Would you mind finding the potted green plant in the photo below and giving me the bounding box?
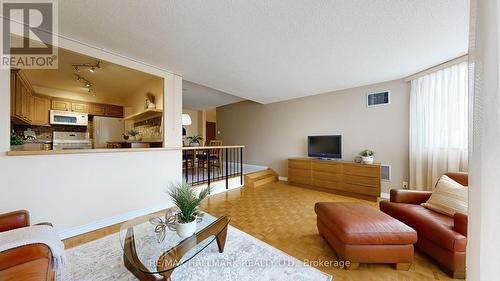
[127,129,140,141]
[167,182,211,238]
[186,135,203,147]
[10,130,23,151]
[360,149,375,164]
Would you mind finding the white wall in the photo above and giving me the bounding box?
[217,79,410,193]
[0,36,183,237]
[467,0,500,279]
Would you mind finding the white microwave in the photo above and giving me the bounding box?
[50,110,88,126]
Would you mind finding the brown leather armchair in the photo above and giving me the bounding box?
[379,172,468,279]
[0,210,54,281]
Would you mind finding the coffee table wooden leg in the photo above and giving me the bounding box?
[216,224,228,253]
[124,228,166,281]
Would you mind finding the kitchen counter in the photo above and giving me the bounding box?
[124,140,163,143]
[7,147,181,156]
[107,140,163,149]
[6,145,245,156]
[23,140,53,144]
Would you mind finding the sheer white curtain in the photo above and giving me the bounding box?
[409,61,468,190]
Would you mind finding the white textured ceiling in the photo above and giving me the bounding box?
[59,1,469,104]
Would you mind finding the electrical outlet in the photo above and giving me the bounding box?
[402,181,409,189]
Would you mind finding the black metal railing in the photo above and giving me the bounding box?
[182,146,244,189]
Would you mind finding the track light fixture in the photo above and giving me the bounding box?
[73,60,101,73]
[75,74,95,95]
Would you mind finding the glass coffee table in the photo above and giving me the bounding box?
[119,211,229,280]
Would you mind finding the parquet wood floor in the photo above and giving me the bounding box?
[64,181,462,281]
[200,181,461,281]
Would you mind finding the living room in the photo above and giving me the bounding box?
[1,1,499,281]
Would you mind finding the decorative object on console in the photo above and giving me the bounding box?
[145,93,156,109]
[126,129,140,141]
[10,130,23,150]
[186,134,203,147]
[360,149,375,164]
[167,182,211,238]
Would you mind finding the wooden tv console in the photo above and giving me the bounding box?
[288,158,381,201]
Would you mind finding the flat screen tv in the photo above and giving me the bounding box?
[308,135,342,159]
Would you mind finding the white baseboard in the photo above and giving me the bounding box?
[58,178,244,239]
[278,176,288,181]
[58,202,174,239]
[380,192,390,199]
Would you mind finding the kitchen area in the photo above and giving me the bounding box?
[9,48,165,153]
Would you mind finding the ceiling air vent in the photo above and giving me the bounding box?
[367,91,390,107]
[381,164,391,181]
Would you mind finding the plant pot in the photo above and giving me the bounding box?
[128,135,136,141]
[190,142,200,147]
[135,135,143,141]
[362,156,374,164]
[176,220,197,238]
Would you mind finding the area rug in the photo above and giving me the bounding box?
[61,225,332,281]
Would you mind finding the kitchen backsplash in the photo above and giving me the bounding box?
[13,116,161,142]
[13,122,91,141]
[132,117,162,139]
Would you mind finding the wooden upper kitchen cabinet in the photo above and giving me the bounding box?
[50,98,123,118]
[11,70,34,124]
[31,95,51,126]
[51,99,72,111]
[105,104,124,118]
[89,103,106,116]
[71,102,89,113]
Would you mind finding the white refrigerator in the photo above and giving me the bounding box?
[93,116,125,148]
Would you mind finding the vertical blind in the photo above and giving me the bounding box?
[409,61,468,190]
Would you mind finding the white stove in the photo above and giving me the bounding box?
[52,132,92,150]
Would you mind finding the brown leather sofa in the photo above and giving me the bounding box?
[379,172,468,279]
[0,210,53,281]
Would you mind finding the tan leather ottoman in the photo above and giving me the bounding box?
[315,202,417,270]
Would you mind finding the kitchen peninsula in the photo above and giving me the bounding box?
[9,48,165,154]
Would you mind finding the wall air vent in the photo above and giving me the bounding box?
[381,164,391,181]
[367,91,390,107]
